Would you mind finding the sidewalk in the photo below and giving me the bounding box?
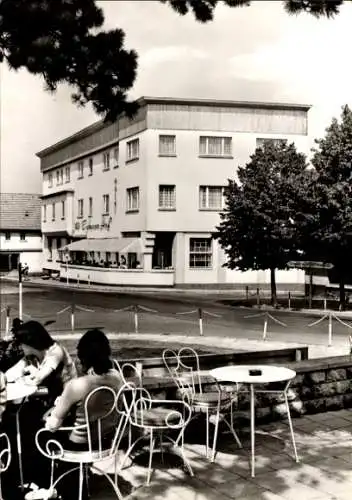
[94,408,352,499]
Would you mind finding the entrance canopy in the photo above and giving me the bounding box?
[61,237,143,254]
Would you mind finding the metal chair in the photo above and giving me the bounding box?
[35,383,134,500]
[0,432,11,500]
[120,385,193,486]
[162,347,242,462]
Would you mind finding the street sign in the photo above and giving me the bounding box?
[287,261,333,270]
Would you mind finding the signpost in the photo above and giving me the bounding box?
[287,261,333,309]
[18,262,23,320]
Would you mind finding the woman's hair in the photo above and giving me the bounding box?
[77,329,112,375]
[16,320,54,350]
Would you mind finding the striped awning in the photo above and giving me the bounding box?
[60,237,143,254]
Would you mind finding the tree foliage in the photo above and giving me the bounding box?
[0,0,138,121]
[216,142,308,305]
[0,0,345,121]
[295,106,352,307]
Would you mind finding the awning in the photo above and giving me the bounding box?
[60,237,143,254]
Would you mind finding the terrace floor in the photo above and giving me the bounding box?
[91,408,352,500]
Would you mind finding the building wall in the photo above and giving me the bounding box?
[0,231,43,272]
[147,103,308,135]
[144,128,308,233]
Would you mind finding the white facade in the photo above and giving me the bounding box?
[0,193,43,274]
[37,97,310,288]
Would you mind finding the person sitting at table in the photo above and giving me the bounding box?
[0,318,24,373]
[43,329,124,499]
[0,371,6,423]
[5,320,77,404]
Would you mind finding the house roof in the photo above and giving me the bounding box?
[0,193,41,231]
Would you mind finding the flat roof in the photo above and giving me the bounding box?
[36,96,312,158]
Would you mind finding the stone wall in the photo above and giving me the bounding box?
[140,355,352,424]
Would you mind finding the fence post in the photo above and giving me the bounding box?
[262,315,268,341]
[198,308,203,336]
[134,305,139,334]
[328,312,333,346]
[245,286,249,302]
[88,274,90,286]
[71,303,75,333]
[288,292,291,311]
[77,274,80,286]
[323,290,327,311]
[256,288,260,307]
[5,306,11,335]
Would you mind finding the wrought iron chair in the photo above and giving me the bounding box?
[0,432,11,500]
[35,383,134,500]
[119,385,193,486]
[162,347,242,462]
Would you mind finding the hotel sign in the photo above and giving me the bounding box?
[74,217,112,232]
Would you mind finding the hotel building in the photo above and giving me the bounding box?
[37,96,310,288]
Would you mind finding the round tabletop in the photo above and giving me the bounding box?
[6,381,37,402]
[210,365,296,384]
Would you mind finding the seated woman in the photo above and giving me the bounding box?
[0,371,6,424]
[43,330,124,500]
[5,320,77,404]
[0,318,24,373]
[45,329,123,447]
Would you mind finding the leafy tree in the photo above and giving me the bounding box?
[0,0,138,121]
[295,106,352,309]
[0,0,345,121]
[162,0,344,22]
[215,142,308,306]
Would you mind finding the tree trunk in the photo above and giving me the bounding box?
[270,267,278,307]
[339,273,346,311]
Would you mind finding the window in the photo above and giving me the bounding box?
[60,169,64,185]
[65,166,70,183]
[78,161,84,179]
[199,136,232,157]
[52,203,56,221]
[48,173,53,188]
[103,194,110,215]
[159,185,176,210]
[199,186,226,210]
[61,200,66,219]
[126,138,139,162]
[126,187,139,212]
[47,237,53,260]
[103,152,110,171]
[113,146,119,168]
[5,231,10,240]
[56,170,61,185]
[88,158,93,176]
[159,135,176,156]
[88,197,93,217]
[43,205,47,222]
[114,179,117,214]
[20,232,26,241]
[256,138,287,149]
[189,238,212,268]
[78,199,84,218]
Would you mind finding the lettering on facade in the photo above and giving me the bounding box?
[74,217,112,232]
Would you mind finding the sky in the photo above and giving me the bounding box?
[1,0,352,194]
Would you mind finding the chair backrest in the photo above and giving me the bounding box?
[0,433,11,473]
[84,383,134,458]
[113,360,143,386]
[162,348,202,396]
[178,347,203,393]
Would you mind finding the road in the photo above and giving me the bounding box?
[1,280,352,346]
